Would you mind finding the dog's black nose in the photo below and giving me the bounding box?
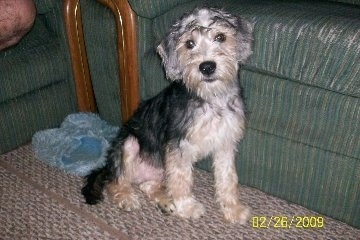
[199,61,216,76]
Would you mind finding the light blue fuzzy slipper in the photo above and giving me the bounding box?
[32,113,119,176]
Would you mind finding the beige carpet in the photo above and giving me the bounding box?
[0,145,359,239]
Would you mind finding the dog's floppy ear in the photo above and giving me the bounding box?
[234,16,254,63]
[157,30,183,81]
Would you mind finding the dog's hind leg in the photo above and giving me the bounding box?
[106,136,142,211]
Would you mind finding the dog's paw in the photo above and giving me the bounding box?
[222,203,250,224]
[139,181,175,215]
[113,191,141,211]
[174,197,205,219]
[157,197,176,215]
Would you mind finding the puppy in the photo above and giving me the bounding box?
[82,7,253,224]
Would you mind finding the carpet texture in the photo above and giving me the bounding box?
[0,145,359,239]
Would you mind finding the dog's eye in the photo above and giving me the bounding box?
[215,33,226,43]
[185,40,196,49]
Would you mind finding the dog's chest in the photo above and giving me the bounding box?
[186,97,245,153]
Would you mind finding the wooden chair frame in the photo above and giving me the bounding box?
[63,0,140,123]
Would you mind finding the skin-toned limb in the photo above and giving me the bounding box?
[0,0,36,50]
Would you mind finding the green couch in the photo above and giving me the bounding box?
[0,0,77,153]
[82,0,359,227]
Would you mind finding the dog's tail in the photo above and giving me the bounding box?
[81,166,113,204]
[81,132,125,205]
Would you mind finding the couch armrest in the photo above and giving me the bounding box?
[63,0,96,113]
[63,0,140,122]
[97,0,140,122]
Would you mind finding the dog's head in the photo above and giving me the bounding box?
[157,7,253,99]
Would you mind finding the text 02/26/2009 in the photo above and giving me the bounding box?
[251,216,325,229]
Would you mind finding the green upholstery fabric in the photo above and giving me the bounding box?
[127,0,194,18]
[0,82,75,153]
[80,0,122,125]
[34,0,58,13]
[0,26,63,102]
[330,0,360,5]
[125,0,359,227]
[0,0,77,153]
[241,71,359,159]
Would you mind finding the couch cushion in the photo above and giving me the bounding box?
[0,81,76,153]
[0,18,67,103]
[241,70,360,160]
[129,0,194,18]
[129,0,360,18]
[34,0,56,14]
[330,0,360,5]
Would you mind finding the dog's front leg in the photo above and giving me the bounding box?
[213,147,250,224]
[165,147,205,219]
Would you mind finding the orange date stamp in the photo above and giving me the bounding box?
[251,216,325,229]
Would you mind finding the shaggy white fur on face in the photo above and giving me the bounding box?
[158,8,253,100]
